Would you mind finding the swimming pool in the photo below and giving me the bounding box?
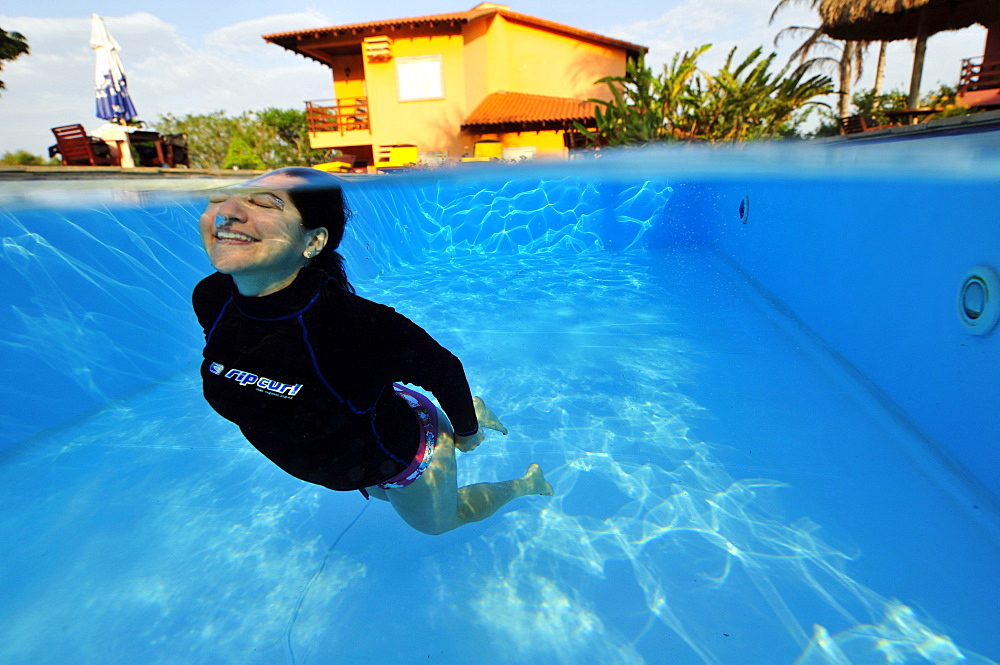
[1,143,997,664]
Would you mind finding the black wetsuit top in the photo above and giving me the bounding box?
[193,268,478,491]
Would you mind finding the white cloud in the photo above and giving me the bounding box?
[204,10,331,53]
[612,1,826,73]
[0,11,336,156]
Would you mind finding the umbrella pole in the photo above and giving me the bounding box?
[907,8,929,111]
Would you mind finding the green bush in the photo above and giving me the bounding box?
[812,84,980,134]
[222,135,266,170]
[577,45,833,146]
[155,108,325,170]
[0,149,44,165]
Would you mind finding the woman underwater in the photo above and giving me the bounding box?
[193,167,552,535]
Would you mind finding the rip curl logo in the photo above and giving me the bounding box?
[221,367,304,399]
[209,363,224,375]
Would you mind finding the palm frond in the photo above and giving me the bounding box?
[768,0,823,25]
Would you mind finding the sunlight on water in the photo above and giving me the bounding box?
[795,603,997,665]
[357,251,996,665]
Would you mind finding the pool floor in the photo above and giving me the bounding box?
[0,248,997,665]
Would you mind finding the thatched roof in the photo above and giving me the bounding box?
[819,0,1000,41]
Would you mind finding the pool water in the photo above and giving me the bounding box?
[0,147,998,665]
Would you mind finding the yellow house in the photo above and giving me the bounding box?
[263,3,646,169]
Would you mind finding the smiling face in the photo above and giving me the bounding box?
[199,172,327,296]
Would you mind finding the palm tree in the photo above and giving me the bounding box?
[581,46,832,145]
[0,27,29,93]
[770,0,883,117]
[773,24,863,117]
[684,46,834,141]
[872,41,887,97]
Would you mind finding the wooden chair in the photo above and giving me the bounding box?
[125,131,190,168]
[563,130,595,150]
[128,130,164,167]
[50,124,120,166]
[161,134,189,168]
[840,115,884,134]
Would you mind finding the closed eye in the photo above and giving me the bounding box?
[247,192,286,209]
[205,190,286,209]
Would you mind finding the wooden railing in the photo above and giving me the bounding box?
[305,98,370,135]
[840,115,884,134]
[959,57,1000,93]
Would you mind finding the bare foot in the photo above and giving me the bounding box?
[473,396,508,435]
[523,463,554,496]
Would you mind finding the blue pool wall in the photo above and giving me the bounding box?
[0,200,208,448]
[1,149,998,509]
[706,172,1000,500]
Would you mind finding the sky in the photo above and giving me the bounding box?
[0,0,987,156]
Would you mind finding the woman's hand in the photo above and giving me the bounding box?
[454,430,485,452]
[455,397,508,453]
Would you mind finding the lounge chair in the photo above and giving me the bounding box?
[375,145,418,173]
[461,140,503,163]
[50,124,120,166]
[314,154,357,173]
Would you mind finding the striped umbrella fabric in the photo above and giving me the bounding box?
[90,14,138,123]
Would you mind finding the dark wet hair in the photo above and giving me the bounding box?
[251,167,355,293]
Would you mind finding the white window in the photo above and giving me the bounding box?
[396,55,444,102]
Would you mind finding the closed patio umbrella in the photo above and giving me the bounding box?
[90,14,138,124]
[819,0,1000,108]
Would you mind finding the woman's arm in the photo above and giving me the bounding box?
[192,272,234,337]
[363,299,480,436]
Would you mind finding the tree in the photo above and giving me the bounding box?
[813,83,972,134]
[685,46,834,141]
[872,42,888,99]
[246,107,326,166]
[583,50,705,146]
[154,108,324,169]
[578,46,832,146]
[853,87,908,124]
[772,24,866,118]
[770,0,882,118]
[1,149,45,165]
[0,27,29,93]
[155,111,239,169]
[222,134,266,170]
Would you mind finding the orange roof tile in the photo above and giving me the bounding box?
[461,91,597,131]
[263,5,646,59]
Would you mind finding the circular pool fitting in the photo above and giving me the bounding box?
[739,195,750,224]
[958,266,1000,336]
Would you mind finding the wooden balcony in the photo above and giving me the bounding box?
[960,56,1000,92]
[958,57,1000,108]
[305,98,370,135]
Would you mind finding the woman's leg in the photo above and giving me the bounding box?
[385,407,552,535]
